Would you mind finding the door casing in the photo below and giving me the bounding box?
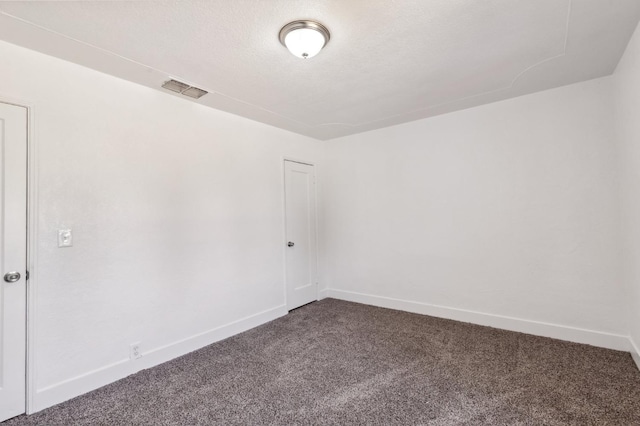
[0,96,37,415]
[282,157,319,310]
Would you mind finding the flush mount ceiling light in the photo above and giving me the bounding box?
[279,20,330,59]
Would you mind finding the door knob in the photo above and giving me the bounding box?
[287,242,295,247]
[4,272,20,283]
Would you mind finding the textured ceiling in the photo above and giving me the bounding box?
[0,0,639,140]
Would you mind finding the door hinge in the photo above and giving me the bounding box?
[25,270,29,281]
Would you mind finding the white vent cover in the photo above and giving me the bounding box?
[161,79,208,99]
[182,86,208,99]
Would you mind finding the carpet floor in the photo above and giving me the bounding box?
[5,298,640,425]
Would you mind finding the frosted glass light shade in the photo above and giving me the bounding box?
[279,21,330,59]
[285,28,325,59]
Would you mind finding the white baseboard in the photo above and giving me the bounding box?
[29,293,639,413]
[326,289,630,352]
[32,304,288,413]
[630,337,640,371]
[318,288,329,300]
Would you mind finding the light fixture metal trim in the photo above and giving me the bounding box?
[279,20,330,47]
[279,20,330,58]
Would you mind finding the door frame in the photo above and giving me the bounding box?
[0,95,38,415]
[281,157,319,310]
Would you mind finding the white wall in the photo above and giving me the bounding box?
[3,21,639,413]
[614,22,640,368]
[323,77,627,349]
[0,40,325,411]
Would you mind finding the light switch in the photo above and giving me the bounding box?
[58,229,73,247]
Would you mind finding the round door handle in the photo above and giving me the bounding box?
[287,242,295,247]
[4,272,21,283]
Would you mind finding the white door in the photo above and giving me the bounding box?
[284,160,318,310]
[0,102,27,422]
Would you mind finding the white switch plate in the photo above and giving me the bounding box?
[58,229,73,247]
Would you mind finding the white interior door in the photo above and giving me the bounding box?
[0,102,27,422]
[284,160,317,310]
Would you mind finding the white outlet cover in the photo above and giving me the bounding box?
[130,342,142,360]
[58,229,73,247]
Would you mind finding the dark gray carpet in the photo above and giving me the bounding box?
[6,298,640,425]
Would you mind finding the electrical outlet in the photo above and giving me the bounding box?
[58,229,73,247]
[130,342,142,360]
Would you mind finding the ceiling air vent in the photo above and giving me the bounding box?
[182,86,208,99]
[161,79,208,99]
